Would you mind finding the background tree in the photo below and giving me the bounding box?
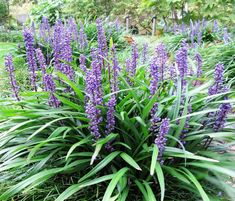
[0,0,9,23]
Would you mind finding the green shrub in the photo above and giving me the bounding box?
[0,0,8,22]
[0,18,234,201]
[0,31,23,43]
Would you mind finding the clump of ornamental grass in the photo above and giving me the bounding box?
[165,19,233,47]
[0,18,235,201]
[198,41,235,87]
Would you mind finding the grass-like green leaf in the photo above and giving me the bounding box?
[79,151,120,183]
[155,162,165,201]
[0,168,62,200]
[181,168,210,201]
[150,144,158,176]
[56,174,114,201]
[102,167,129,201]
[143,181,157,201]
[120,152,142,171]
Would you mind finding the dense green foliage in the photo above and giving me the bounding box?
[0,31,23,42]
[0,18,235,201]
[0,0,9,22]
[31,0,64,24]
[28,0,235,31]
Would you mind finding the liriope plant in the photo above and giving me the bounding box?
[0,18,234,201]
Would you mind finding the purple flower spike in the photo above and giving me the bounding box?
[53,19,64,71]
[60,30,75,81]
[96,18,108,63]
[110,45,120,92]
[23,27,37,91]
[35,48,47,77]
[79,54,86,72]
[131,43,139,77]
[39,16,51,44]
[197,30,203,45]
[155,43,168,81]
[149,57,159,98]
[194,53,202,78]
[149,115,161,134]
[67,17,79,43]
[190,20,195,45]
[208,63,224,96]
[169,63,176,80]
[213,20,219,33]
[155,118,170,164]
[79,21,88,51]
[44,74,60,108]
[142,43,148,64]
[85,70,102,140]
[31,22,36,36]
[85,47,104,140]
[125,58,132,85]
[105,45,119,136]
[194,53,203,86]
[213,103,232,131]
[106,94,116,135]
[176,41,188,89]
[5,55,20,101]
[223,28,229,44]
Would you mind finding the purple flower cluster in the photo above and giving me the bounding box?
[195,53,202,78]
[35,48,60,107]
[5,55,20,101]
[206,63,231,132]
[114,18,121,32]
[79,54,86,72]
[190,20,195,46]
[67,17,79,43]
[155,43,168,81]
[130,43,139,77]
[106,94,116,135]
[53,20,64,71]
[96,18,108,62]
[35,48,46,77]
[60,30,75,81]
[208,63,224,96]
[223,28,229,44]
[149,57,159,97]
[79,21,88,51]
[85,70,102,139]
[149,115,161,132]
[44,74,60,108]
[194,53,202,85]
[39,16,51,44]
[53,20,75,81]
[31,22,36,36]
[85,50,103,139]
[213,20,219,33]
[189,20,203,46]
[111,46,120,91]
[125,58,132,84]
[23,27,38,91]
[154,118,170,164]
[181,23,186,34]
[169,64,176,80]
[106,46,119,136]
[176,41,188,89]
[142,43,148,64]
[213,103,232,131]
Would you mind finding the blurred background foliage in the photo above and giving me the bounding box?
[1,0,234,30]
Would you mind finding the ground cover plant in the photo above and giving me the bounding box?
[0,17,235,201]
